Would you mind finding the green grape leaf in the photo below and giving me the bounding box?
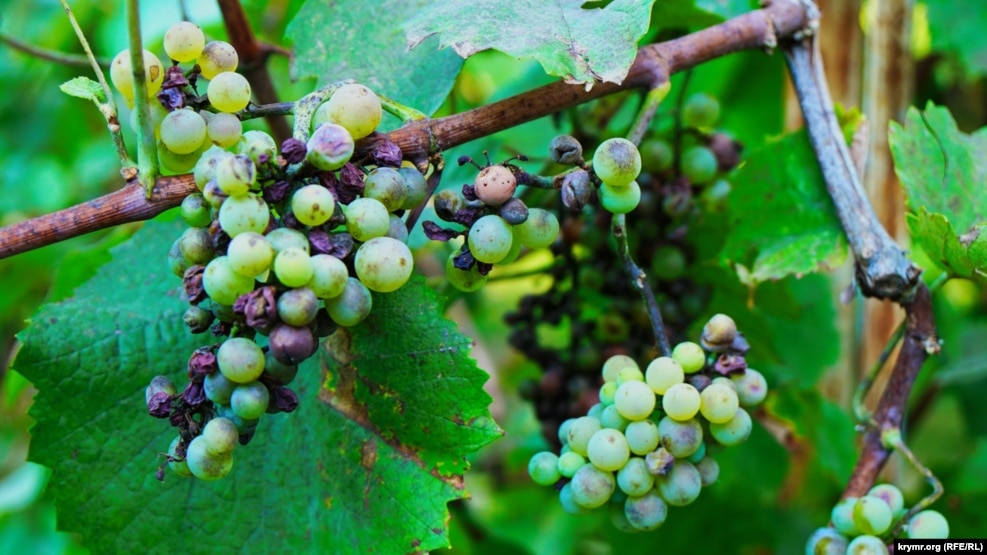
[15,220,501,553]
[59,76,105,103]
[403,0,657,85]
[926,0,987,78]
[890,103,987,279]
[720,131,847,284]
[287,0,463,119]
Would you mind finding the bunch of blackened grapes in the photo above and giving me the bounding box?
[144,24,429,482]
[526,314,769,532]
[807,483,949,554]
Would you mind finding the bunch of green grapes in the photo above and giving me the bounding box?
[806,484,949,554]
[526,314,769,531]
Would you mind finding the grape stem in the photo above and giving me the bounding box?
[404,153,445,233]
[611,214,672,357]
[378,94,429,123]
[882,427,944,536]
[124,0,159,197]
[626,82,672,146]
[0,27,110,68]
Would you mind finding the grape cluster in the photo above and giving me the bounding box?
[127,22,428,481]
[527,314,769,531]
[807,484,949,554]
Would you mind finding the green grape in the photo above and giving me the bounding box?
[237,130,277,165]
[599,381,618,405]
[446,252,487,292]
[614,381,656,421]
[273,247,314,287]
[681,93,720,129]
[845,535,889,555]
[314,83,382,139]
[207,112,242,148]
[344,198,390,242]
[363,168,407,212]
[656,460,702,506]
[662,383,701,421]
[324,277,373,327]
[558,419,574,445]
[158,140,205,174]
[650,245,687,281]
[681,145,718,184]
[566,416,603,456]
[164,21,205,62]
[473,165,517,206]
[204,370,236,405]
[701,178,732,209]
[200,417,239,455]
[178,227,214,265]
[687,441,707,463]
[640,137,674,173]
[832,497,861,536]
[216,405,259,434]
[570,464,616,509]
[645,356,684,395]
[852,496,893,536]
[657,416,703,458]
[291,185,335,227]
[557,451,585,478]
[709,407,752,446]
[587,403,604,420]
[624,419,659,455]
[528,451,561,486]
[266,227,310,254]
[608,501,638,533]
[307,123,355,171]
[710,376,736,391]
[672,341,706,373]
[559,483,587,515]
[867,484,904,518]
[109,48,165,106]
[215,154,256,196]
[592,138,642,187]
[308,254,348,299]
[194,146,234,190]
[399,167,428,210]
[211,301,236,323]
[264,352,298,385]
[160,109,207,155]
[615,366,645,386]
[181,193,212,228]
[805,527,849,555]
[185,435,233,480]
[128,100,168,138]
[167,436,192,477]
[231,381,270,420]
[587,428,630,471]
[515,208,559,250]
[203,256,255,305]
[197,41,238,80]
[208,71,252,113]
[467,215,514,264]
[497,227,524,265]
[732,368,768,407]
[696,455,719,487]
[600,404,629,430]
[603,355,638,383]
[386,214,409,243]
[277,287,319,326]
[598,181,641,214]
[227,231,274,278]
[624,490,668,531]
[700,383,740,424]
[168,238,190,277]
[354,237,414,293]
[906,509,949,539]
[217,337,265,384]
[616,457,654,497]
[218,193,270,236]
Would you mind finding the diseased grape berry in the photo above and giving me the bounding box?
[473,165,517,206]
[313,83,382,139]
[681,92,720,129]
[593,138,642,187]
[306,123,354,171]
[164,21,205,63]
[549,135,583,165]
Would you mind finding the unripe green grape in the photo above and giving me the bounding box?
[445,252,487,292]
[277,287,319,326]
[515,208,559,250]
[658,416,703,458]
[640,137,674,173]
[602,355,638,383]
[308,254,348,299]
[687,441,707,464]
[570,463,616,508]
[217,337,265,384]
[624,419,659,455]
[207,112,243,148]
[178,226,214,265]
[805,527,849,555]
[237,130,277,165]
[194,146,234,190]
[681,145,718,184]
[615,365,645,384]
[203,256,255,305]
[168,239,189,277]
[215,154,256,196]
[906,509,949,539]
[231,381,270,420]
[681,92,720,129]
[167,436,192,477]
[867,484,905,518]
[473,165,517,206]
[600,404,629,430]
[158,140,205,174]
[128,100,168,138]
[314,83,382,139]
[266,227,309,254]
[587,428,630,472]
[732,368,768,407]
[201,417,239,455]
[399,167,428,210]
[363,167,407,212]
[218,192,269,237]
[650,245,687,281]
[558,419,574,445]
[208,71,252,113]
[852,496,893,536]
[109,48,165,105]
[608,501,637,533]
[216,405,259,435]
[211,301,236,323]
[324,277,373,327]
[181,193,212,228]
[344,198,390,242]
[264,352,298,385]
[598,181,641,214]
[696,455,719,486]
[645,356,684,395]
[204,370,236,405]
[711,376,736,391]
[566,416,603,456]
[185,436,234,480]
[832,497,861,536]
[354,237,414,293]
[614,380,656,421]
[672,341,706,373]
[164,21,205,62]
[273,247,314,287]
[656,460,702,506]
[592,138,641,187]
[559,483,587,515]
[527,451,561,486]
[307,123,354,171]
[587,403,604,420]
[497,226,524,265]
[709,407,752,446]
[467,215,514,264]
[662,383,701,421]
[845,535,889,555]
[197,41,238,79]
[160,109,207,155]
[291,185,336,227]
[616,457,654,496]
[386,214,409,243]
[599,382,618,405]
[557,452,585,478]
[700,383,740,424]
[227,232,274,278]
[624,490,668,531]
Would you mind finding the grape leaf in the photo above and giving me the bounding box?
[719,131,847,284]
[926,0,987,78]
[287,0,463,119]
[403,0,657,85]
[59,76,105,103]
[890,103,987,279]
[15,220,501,553]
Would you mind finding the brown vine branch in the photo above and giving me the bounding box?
[0,30,109,68]
[612,214,672,357]
[0,0,811,260]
